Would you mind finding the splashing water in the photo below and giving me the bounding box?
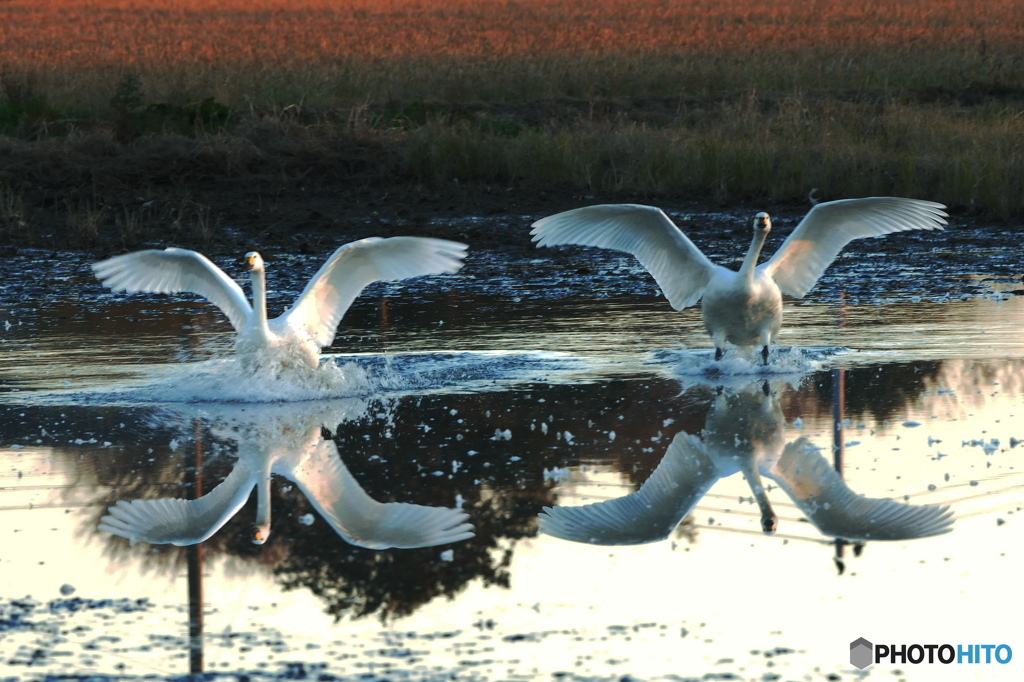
[647,346,847,384]
[15,357,382,405]
[10,350,592,406]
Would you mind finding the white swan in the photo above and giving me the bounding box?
[531,198,947,364]
[539,386,953,544]
[92,237,467,371]
[98,413,475,550]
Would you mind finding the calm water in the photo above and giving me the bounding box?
[1,212,1022,681]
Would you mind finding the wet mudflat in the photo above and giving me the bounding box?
[0,210,1022,681]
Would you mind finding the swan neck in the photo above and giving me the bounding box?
[255,474,271,525]
[249,268,270,333]
[738,229,768,279]
[742,464,777,535]
[252,464,272,544]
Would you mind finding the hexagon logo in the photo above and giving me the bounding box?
[850,637,873,669]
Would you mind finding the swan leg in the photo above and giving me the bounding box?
[761,345,770,366]
[714,347,725,361]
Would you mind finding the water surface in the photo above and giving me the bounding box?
[1,216,1022,681]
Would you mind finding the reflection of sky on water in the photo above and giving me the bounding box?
[1,241,1022,680]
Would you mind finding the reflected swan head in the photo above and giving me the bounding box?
[753,211,772,233]
[251,522,271,545]
[245,251,265,272]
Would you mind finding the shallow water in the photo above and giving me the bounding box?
[1,216,1022,681]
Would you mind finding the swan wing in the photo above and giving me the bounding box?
[531,204,717,310]
[286,440,475,549]
[762,198,947,298]
[538,432,719,545]
[98,462,257,546]
[768,438,954,540]
[92,248,252,331]
[279,237,468,348]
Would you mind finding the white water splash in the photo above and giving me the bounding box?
[10,350,592,406]
[647,346,846,384]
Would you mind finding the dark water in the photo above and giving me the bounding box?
[1,215,1022,681]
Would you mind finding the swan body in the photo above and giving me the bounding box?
[99,413,475,550]
[701,386,787,533]
[93,237,468,371]
[539,386,953,544]
[531,198,947,363]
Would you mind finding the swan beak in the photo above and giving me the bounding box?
[244,252,263,271]
[251,525,270,545]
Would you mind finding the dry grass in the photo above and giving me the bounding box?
[401,96,1024,213]
[0,183,29,238]
[1,0,1023,231]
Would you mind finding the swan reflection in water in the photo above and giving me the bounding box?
[100,402,475,550]
[539,384,953,545]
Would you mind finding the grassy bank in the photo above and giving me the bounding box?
[1,0,1023,248]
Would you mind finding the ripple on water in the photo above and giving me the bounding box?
[8,350,593,406]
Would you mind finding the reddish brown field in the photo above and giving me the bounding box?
[4,0,1022,66]
[2,0,1024,107]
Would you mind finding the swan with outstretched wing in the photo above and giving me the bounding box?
[532,198,946,364]
[93,237,467,371]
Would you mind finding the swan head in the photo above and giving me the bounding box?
[761,511,778,535]
[753,212,772,233]
[244,252,265,273]
[251,522,271,545]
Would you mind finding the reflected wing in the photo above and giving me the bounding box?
[287,440,475,549]
[538,432,719,545]
[279,237,467,349]
[768,438,954,540]
[92,248,252,331]
[762,198,946,298]
[531,204,717,310]
[98,462,256,546]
